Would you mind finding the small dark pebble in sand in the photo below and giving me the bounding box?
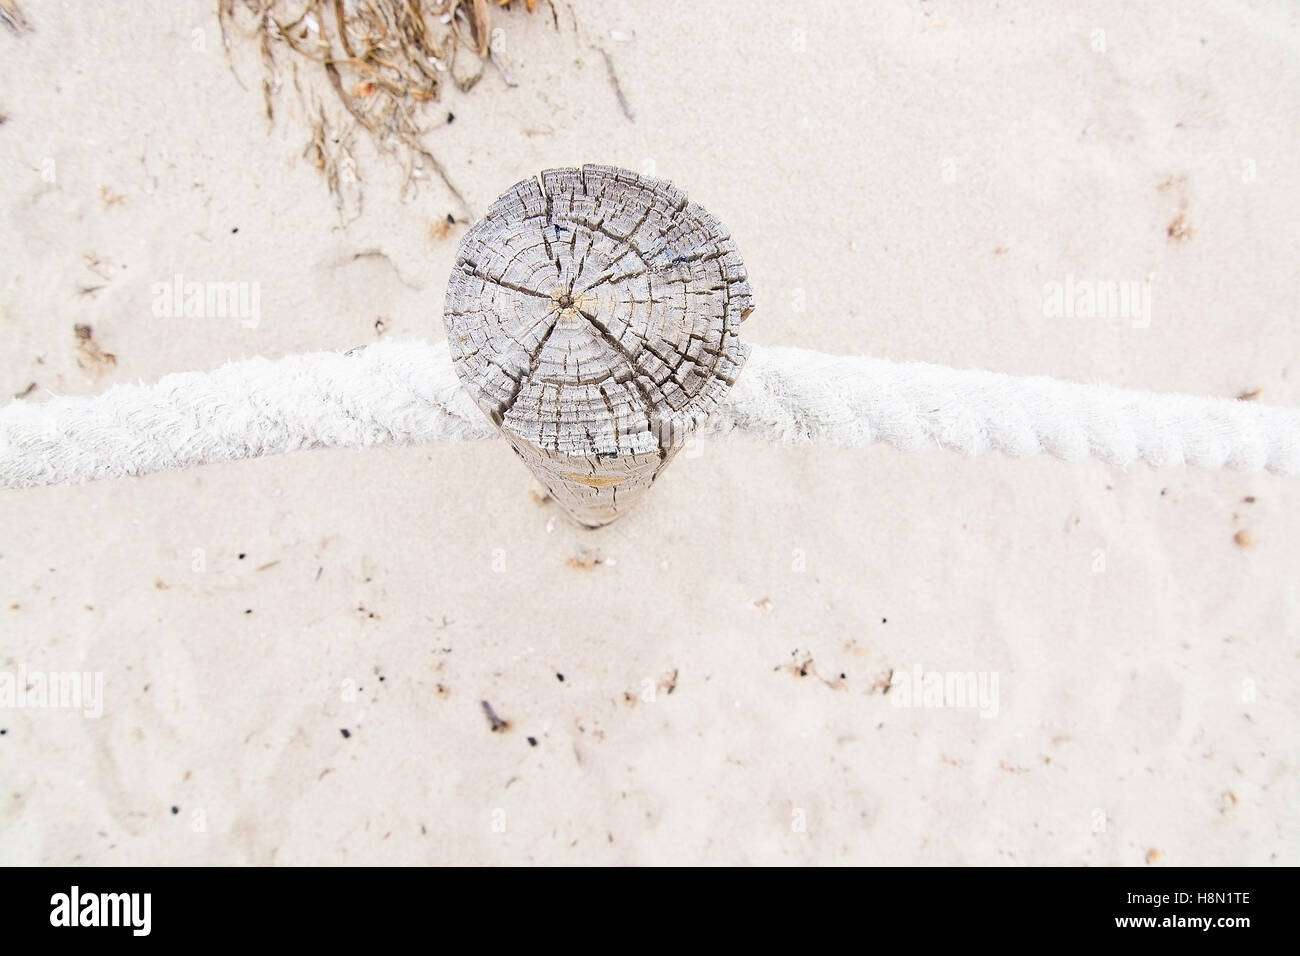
[881,617,888,624]
[556,673,565,682]
[231,227,239,234]
[238,553,246,559]
[244,609,253,614]
[340,728,351,739]
[527,736,538,747]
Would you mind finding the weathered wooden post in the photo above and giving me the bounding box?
[444,165,755,527]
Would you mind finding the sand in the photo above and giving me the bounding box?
[0,0,1297,865]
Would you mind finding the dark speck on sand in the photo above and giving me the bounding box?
[481,700,509,732]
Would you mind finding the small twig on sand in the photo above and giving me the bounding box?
[0,0,31,35]
[595,46,634,122]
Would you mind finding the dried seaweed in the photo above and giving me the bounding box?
[73,325,115,376]
[218,0,539,219]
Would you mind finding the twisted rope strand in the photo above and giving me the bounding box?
[2,340,1296,489]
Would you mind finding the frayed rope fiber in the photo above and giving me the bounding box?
[2,340,1298,489]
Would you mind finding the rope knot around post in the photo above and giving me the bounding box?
[443,165,754,527]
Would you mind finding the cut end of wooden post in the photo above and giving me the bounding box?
[444,165,755,527]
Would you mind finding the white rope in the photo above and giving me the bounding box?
[2,340,1297,489]
[714,347,1300,473]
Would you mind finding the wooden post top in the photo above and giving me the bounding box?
[444,165,754,526]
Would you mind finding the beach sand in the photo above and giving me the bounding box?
[0,0,1297,864]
